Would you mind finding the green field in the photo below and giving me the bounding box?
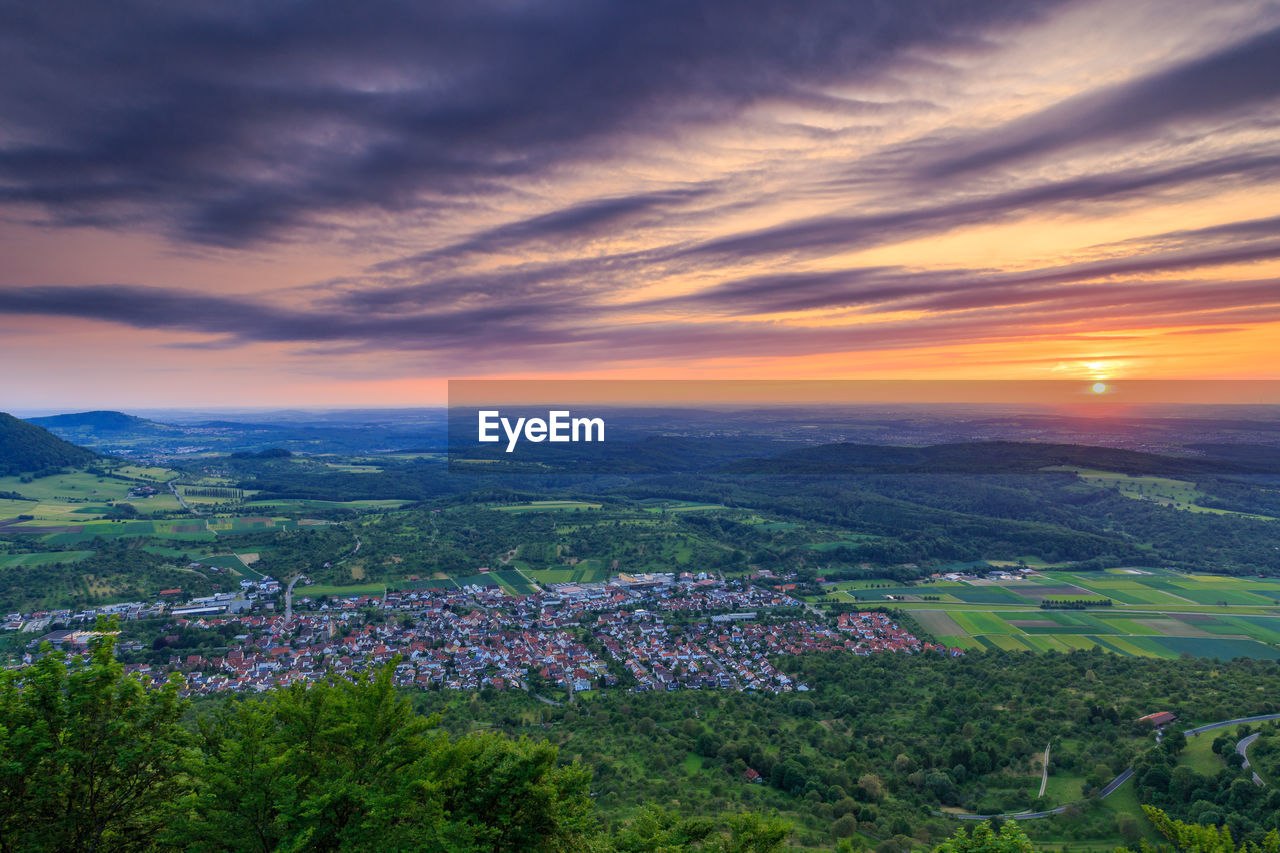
[452,572,504,588]
[527,563,611,585]
[809,536,879,551]
[827,569,1280,660]
[492,501,603,513]
[1069,469,1276,519]
[492,569,538,595]
[299,582,387,598]
[0,471,133,503]
[244,498,413,510]
[638,499,725,513]
[322,462,384,473]
[0,550,94,568]
[111,465,179,481]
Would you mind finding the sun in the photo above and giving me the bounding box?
[1091,382,1107,394]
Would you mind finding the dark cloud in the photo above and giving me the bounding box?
[2,2,1278,380]
[0,0,1059,246]
[681,152,1280,262]
[0,284,580,348]
[4,192,1277,372]
[654,232,1280,317]
[3,251,1276,370]
[375,186,720,270]
[923,25,1280,178]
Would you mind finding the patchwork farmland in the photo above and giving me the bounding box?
[821,568,1280,660]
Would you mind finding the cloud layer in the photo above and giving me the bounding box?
[1,0,1278,397]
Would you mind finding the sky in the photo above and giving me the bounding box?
[1,0,1279,409]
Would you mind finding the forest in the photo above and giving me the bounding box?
[404,644,1280,850]
[4,631,1279,852]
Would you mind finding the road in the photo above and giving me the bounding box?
[943,714,1280,822]
[283,531,361,622]
[1038,743,1050,799]
[335,536,361,561]
[952,763,1131,819]
[284,574,309,623]
[1184,713,1280,736]
[1237,732,1265,787]
[1099,767,1135,798]
[167,479,204,516]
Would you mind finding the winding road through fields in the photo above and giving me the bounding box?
[942,714,1280,821]
[1237,733,1266,787]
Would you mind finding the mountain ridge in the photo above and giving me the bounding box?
[0,412,98,475]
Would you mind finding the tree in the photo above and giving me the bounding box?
[857,773,884,802]
[1143,805,1280,853]
[172,663,595,853]
[0,622,190,852]
[932,821,1036,853]
[608,806,788,853]
[1162,727,1188,756]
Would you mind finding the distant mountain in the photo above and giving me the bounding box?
[720,440,1275,476]
[0,412,98,475]
[28,410,167,432]
[196,420,285,430]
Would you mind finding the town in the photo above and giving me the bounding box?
[6,571,958,697]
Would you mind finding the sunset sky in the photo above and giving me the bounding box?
[1,0,1279,409]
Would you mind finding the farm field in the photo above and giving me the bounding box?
[0,467,187,522]
[301,458,386,473]
[1067,468,1276,519]
[297,582,387,598]
[818,569,1280,660]
[1,514,322,547]
[0,471,135,503]
[491,500,603,512]
[808,536,880,551]
[0,549,94,568]
[526,563,611,585]
[638,499,724,513]
[244,498,412,511]
[111,465,178,481]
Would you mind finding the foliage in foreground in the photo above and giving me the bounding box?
[5,628,1279,853]
[934,813,1280,853]
[0,627,787,853]
[1141,806,1280,853]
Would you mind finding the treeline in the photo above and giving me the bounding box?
[178,485,244,499]
[0,632,789,853]
[0,541,214,612]
[187,446,1280,575]
[1039,598,1113,609]
[5,630,1279,852]
[1132,723,1280,846]
[0,411,97,476]
[616,470,1280,573]
[411,647,1280,849]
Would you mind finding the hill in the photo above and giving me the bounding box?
[28,410,166,432]
[720,440,1272,476]
[0,412,98,475]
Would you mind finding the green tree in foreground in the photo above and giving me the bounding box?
[0,635,786,853]
[170,663,595,852]
[1142,805,1280,853]
[933,821,1036,853]
[608,806,789,853]
[0,622,189,852]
